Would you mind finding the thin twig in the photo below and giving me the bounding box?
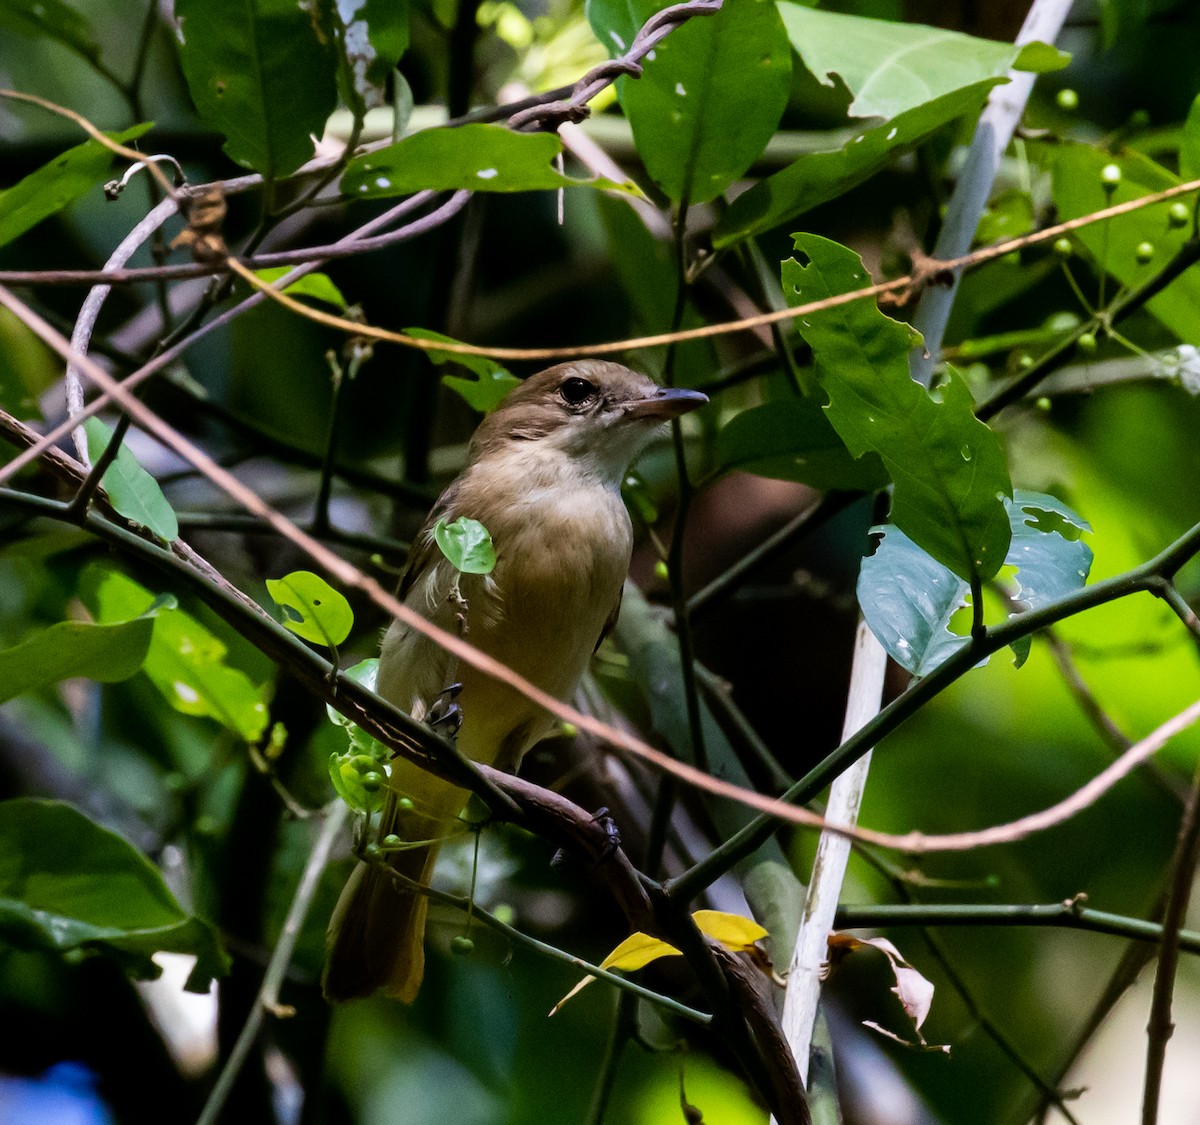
[1141,760,1200,1125]
[195,801,348,1125]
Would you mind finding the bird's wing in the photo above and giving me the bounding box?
[397,479,461,601]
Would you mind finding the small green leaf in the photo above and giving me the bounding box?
[0,124,153,249]
[434,517,496,575]
[783,235,1012,583]
[778,5,1067,121]
[341,123,635,197]
[588,0,792,205]
[0,799,228,991]
[85,568,269,741]
[0,617,155,705]
[175,0,338,177]
[406,328,521,413]
[84,418,178,542]
[714,395,888,491]
[254,268,347,310]
[267,571,354,647]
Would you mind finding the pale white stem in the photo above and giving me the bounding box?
[66,195,179,462]
[776,621,886,1094]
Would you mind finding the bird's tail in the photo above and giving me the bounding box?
[323,830,441,1003]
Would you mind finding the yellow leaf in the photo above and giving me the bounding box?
[599,931,683,972]
[692,909,768,951]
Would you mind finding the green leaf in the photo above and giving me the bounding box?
[83,418,179,542]
[0,799,227,991]
[174,0,338,177]
[254,268,347,310]
[784,235,1012,582]
[858,524,973,677]
[267,571,354,647]
[0,617,155,705]
[1182,93,1200,182]
[859,491,1093,676]
[0,124,153,249]
[314,0,410,116]
[434,517,496,575]
[1050,143,1200,342]
[326,659,390,813]
[777,5,1068,121]
[713,394,888,491]
[588,0,792,205]
[85,568,269,742]
[0,0,100,60]
[716,86,1000,248]
[342,123,634,197]
[406,328,521,413]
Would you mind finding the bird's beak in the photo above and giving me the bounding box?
[622,386,709,421]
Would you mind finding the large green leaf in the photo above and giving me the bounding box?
[84,418,178,543]
[717,87,996,248]
[342,123,633,197]
[0,124,153,249]
[1051,143,1200,343]
[713,394,888,491]
[587,0,792,205]
[0,617,155,704]
[85,568,269,742]
[175,0,338,177]
[0,799,227,991]
[314,0,410,116]
[859,491,1093,676]
[777,5,1067,122]
[784,235,1011,582]
[0,0,99,60]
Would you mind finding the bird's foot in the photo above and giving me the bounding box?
[427,683,464,738]
[590,806,622,861]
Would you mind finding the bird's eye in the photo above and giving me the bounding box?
[559,377,597,407]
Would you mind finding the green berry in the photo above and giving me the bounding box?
[363,842,382,860]
[1017,353,1035,370]
[1053,237,1073,259]
[1078,331,1097,354]
[561,721,578,738]
[1135,240,1155,263]
[654,559,669,582]
[1055,88,1079,112]
[1100,163,1122,189]
[1035,397,1052,412]
[383,833,402,847]
[451,935,475,956]
[397,796,415,812]
[1168,202,1190,228]
[361,771,384,792]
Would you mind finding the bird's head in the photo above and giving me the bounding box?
[468,360,708,484]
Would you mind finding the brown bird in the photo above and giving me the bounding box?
[323,360,707,1001]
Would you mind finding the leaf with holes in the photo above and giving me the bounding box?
[859,491,1093,675]
[84,418,178,542]
[267,571,354,647]
[784,234,1012,583]
[342,124,636,197]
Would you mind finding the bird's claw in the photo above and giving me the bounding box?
[427,682,464,737]
[590,807,621,861]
